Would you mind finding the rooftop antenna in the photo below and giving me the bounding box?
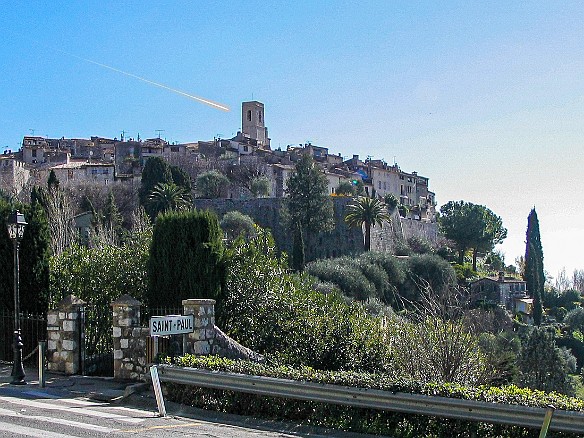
[120,130,127,141]
[155,129,165,139]
[393,156,397,166]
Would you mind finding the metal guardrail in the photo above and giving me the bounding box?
[156,365,584,434]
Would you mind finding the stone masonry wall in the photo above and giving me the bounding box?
[46,295,85,375]
[194,197,438,260]
[111,297,263,381]
[112,295,149,380]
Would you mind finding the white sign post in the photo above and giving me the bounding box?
[149,314,195,336]
[150,365,166,417]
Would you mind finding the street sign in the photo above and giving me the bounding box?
[150,314,195,336]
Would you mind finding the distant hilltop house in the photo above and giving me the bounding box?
[4,101,436,222]
[471,272,533,324]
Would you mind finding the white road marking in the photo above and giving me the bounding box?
[0,420,83,437]
[0,407,117,432]
[0,395,144,424]
[107,405,158,417]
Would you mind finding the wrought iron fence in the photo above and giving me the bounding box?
[0,308,46,365]
[80,304,113,376]
[141,307,183,326]
[143,307,183,363]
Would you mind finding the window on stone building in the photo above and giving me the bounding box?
[247,110,252,121]
[32,149,37,158]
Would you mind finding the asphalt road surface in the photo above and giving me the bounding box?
[0,384,377,437]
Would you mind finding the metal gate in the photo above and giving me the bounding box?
[80,304,113,376]
[143,307,183,364]
[0,309,46,365]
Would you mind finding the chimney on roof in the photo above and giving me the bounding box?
[353,154,359,161]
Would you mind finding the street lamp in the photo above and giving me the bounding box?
[7,210,27,385]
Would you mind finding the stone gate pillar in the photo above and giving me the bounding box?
[112,294,148,380]
[182,299,216,355]
[46,295,86,375]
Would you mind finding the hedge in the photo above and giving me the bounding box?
[163,355,584,438]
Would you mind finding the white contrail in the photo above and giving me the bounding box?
[59,50,230,112]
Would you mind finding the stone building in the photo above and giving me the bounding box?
[0,156,30,196]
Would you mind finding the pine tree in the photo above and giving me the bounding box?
[525,208,544,325]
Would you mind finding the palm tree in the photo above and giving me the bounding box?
[345,196,391,251]
[147,182,191,219]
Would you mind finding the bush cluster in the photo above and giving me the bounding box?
[216,229,391,372]
[305,251,456,308]
[165,355,584,438]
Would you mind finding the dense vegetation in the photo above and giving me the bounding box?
[166,355,583,438]
[0,198,50,314]
[147,209,224,307]
[2,162,583,436]
[305,251,456,308]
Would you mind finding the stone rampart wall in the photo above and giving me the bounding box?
[194,198,438,260]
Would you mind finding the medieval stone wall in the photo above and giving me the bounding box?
[194,198,438,260]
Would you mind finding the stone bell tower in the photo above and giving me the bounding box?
[241,101,270,148]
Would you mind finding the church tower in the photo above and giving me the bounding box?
[241,101,270,148]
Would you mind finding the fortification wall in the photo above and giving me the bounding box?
[194,198,438,261]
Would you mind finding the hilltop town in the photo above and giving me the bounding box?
[1,101,436,223]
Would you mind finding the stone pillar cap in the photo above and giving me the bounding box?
[111,294,142,307]
[182,298,216,306]
[56,294,86,309]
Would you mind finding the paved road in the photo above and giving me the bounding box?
[0,365,383,437]
[0,386,310,437]
[0,383,379,437]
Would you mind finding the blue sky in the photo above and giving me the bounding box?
[1,1,583,278]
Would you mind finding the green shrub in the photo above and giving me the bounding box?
[565,307,584,332]
[407,236,434,254]
[305,258,376,301]
[360,251,405,304]
[219,211,257,241]
[217,229,390,372]
[49,229,150,307]
[453,263,477,283]
[165,355,584,438]
[400,254,457,303]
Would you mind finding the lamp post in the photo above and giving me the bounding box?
[7,210,27,385]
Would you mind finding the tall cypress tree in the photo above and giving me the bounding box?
[146,209,224,308]
[525,208,544,325]
[139,157,173,220]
